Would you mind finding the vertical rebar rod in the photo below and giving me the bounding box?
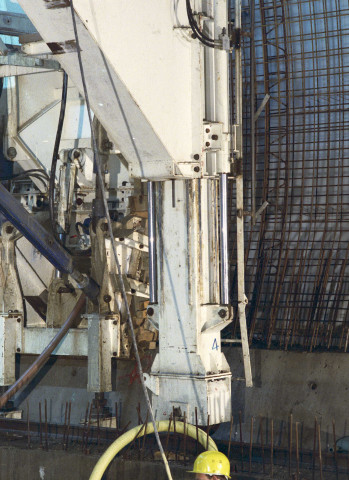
[249,417,254,473]
[260,416,265,474]
[239,411,244,471]
[220,173,229,304]
[82,402,88,451]
[165,414,172,460]
[147,181,157,304]
[332,419,338,480]
[270,418,274,478]
[39,402,43,448]
[296,422,300,480]
[318,423,323,480]
[250,0,256,224]
[312,417,317,480]
[63,401,68,449]
[44,399,48,450]
[289,414,293,476]
[206,414,210,451]
[26,400,30,448]
[173,407,177,462]
[183,412,187,464]
[115,402,118,435]
[228,415,234,458]
[195,407,199,455]
[65,402,71,451]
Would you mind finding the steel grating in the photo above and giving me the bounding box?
[228,0,349,351]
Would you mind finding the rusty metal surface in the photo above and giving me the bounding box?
[229,0,349,351]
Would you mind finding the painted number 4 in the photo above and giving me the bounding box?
[212,338,219,350]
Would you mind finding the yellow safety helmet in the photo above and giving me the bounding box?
[188,451,231,478]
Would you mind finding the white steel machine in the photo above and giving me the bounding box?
[0,0,252,426]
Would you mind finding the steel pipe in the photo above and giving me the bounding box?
[0,293,86,409]
[220,173,229,304]
[147,181,157,304]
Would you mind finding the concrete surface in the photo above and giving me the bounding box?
[217,347,349,450]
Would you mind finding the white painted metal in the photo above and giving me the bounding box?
[234,0,253,387]
[87,314,120,392]
[21,327,88,356]
[0,0,253,419]
[0,315,17,385]
[148,181,157,304]
[18,0,176,179]
[145,180,232,424]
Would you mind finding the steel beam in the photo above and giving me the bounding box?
[0,11,36,36]
[0,52,60,70]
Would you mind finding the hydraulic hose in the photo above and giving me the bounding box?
[89,420,218,480]
[0,293,86,409]
[49,70,68,237]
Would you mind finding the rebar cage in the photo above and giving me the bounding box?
[229,0,349,351]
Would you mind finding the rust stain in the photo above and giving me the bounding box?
[44,0,71,9]
[47,40,78,54]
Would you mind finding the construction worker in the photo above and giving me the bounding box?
[188,451,231,479]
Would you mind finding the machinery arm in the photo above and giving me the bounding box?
[0,183,99,301]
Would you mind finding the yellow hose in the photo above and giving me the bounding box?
[89,420,218,480]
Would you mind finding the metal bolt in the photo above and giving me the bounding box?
[113,320,117,325]
[205,128,210,133]
[218,309,227,318]
[237,209,243,218]
[194,166,200,173]
[102,140,113,151]
[139,244,144,249]
[16,348,21,353]
[191,33,197,39]
[76,197,84,206]
[193,154,200,160]
[119,237,124,242]
[205,141,210,147]
[103,294,112,303]
[5,225,14,234]
[17,318,21,323]
[7,147,17,159]
[212,134,219,140]
[147,307,154,317]
[113,352,117,357]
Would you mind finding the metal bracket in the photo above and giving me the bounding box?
[0,11,37,36]
[176,162,201,178]
[0,38,8,56]
[204,122,224,151]
[143,372,160,395]
[0,52,60,71]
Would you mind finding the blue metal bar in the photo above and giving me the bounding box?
[0,183,99,300]
[0,183,72,272]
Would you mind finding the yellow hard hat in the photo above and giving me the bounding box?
[188,451,231,478]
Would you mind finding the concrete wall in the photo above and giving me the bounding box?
[11,347,349,453]
[216,347,349,450]
[0,446,259,480]
[12,355,149,428]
